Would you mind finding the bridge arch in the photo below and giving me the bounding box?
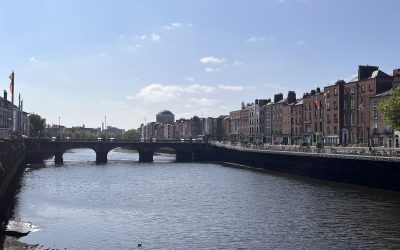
[27,139,206,164]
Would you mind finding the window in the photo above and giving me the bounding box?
[379,137,384,147]
[369,84,373,92]
[350,113,354,125]
[334,88,338,96]
[373,101,377,107]
[351,86,355,94]
[334,100,338,110]
[344,114,347,126]
[351,99,355,109]
[326,100,330,110]
[374,109,378,120]
[361,85,365,92]
[343,100,347,110]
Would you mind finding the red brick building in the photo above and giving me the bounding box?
[323,81,344,145]
[341,66,392,145]
[291,100,303,145]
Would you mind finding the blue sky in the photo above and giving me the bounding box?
[0,0,399,129]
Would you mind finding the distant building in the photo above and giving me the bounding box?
[229,110,241,141]
[291,100,303,145]
[222,116,230,141]
[0,90,30,138]
[156,110,175,124]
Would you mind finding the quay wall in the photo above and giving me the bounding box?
[0,140,26,227]
[210,145,400,191]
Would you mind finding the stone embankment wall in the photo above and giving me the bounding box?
[0,140,25,227]
[211,145,400,191]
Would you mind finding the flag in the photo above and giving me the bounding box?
[314,96,319,110]
[9,71,14,93]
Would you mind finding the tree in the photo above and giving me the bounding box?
[123,129,141,140]
[379,87,400,130]
[29,114,46,137]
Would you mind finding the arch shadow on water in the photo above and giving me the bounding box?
[49,147,177,165]
[153,147,176,163]
[107,147,139,163]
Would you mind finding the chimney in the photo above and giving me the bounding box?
[274,93,283,103]
[3,90,7,100]
[287,91,296,104]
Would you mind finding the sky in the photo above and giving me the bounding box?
[0,0,399,130]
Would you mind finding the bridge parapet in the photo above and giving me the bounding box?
[24,138,207,164]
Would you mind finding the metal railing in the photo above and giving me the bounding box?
[211,141,400,162]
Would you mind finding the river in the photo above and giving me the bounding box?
[10,148,400,249]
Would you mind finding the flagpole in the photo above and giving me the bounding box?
[9,71,15,134]
[10,71,14,105]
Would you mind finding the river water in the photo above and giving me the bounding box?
[10,148,400,249]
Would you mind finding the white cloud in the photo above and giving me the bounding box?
[200,56,226,64]
[246,36,275,43]
[233,60,246,66]
[135,35,147,40]
[183,77,195,82]
[185,84,215,93]
[93,52,107,57]
[205,67,220,73]
[151,33,161,42]
[134,84,181,102]
[29,56,50,65]
[133,83,216,103]
[218,84,245,91]
[296,40,306,46]
[126,96,134,100]
[189,97,218,107]
[162,22,193,30]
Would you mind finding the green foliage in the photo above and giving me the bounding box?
[29,114,46,137]
[379,87,400,130]
[123,129,141,140]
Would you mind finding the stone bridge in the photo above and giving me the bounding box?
[25,139,208,164]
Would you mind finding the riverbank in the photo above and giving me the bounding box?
[210,143,400,191]
[0,140,28,249]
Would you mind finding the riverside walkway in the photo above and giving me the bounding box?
[211,141,400,163]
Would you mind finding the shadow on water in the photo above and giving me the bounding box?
[0,164,27,248]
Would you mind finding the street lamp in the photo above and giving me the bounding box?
[359,103,365,146]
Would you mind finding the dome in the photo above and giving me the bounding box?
[156,110,175,124]
[157,110,173,116]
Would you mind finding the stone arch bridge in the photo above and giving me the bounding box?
[25,139,208,164]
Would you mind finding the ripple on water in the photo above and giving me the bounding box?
[10,149,400,249]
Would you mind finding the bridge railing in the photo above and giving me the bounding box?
[25,138,205,144]
[211,141,400,162]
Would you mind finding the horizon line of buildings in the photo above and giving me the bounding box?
[141,65,400,148]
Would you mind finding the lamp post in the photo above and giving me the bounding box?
[59,116,62,138]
